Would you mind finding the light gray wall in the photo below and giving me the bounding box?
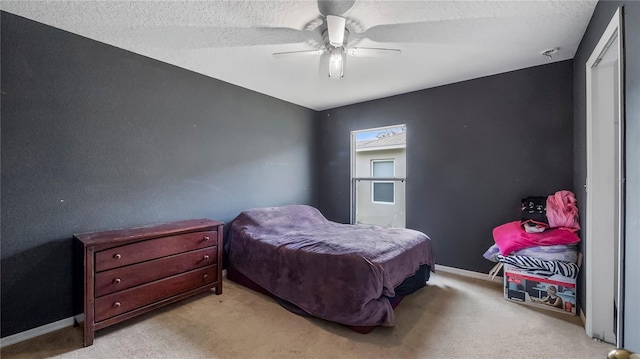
[1,11,316,337]
[573,1,640,351]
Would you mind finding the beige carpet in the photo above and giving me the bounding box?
[1,272,612,359]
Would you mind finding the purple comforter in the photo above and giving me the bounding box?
[227,205,434,327]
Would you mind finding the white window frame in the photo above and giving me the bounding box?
[371,159,395,204]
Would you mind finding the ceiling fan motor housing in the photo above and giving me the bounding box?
[326,15,348,47]
[322,28,349,49]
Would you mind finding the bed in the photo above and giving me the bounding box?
[225,205,435,331]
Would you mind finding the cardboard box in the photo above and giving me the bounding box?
[503,264,577,315]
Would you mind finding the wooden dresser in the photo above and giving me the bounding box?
[75,218,223,347]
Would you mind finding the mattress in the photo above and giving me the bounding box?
[226,205,434,327]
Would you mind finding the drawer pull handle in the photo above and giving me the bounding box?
[203,255,210,260]
[203,274,209,280]
[113,302,121,308]
[113,278,121,284]
[203,236,210,241]
[113,253,122,260]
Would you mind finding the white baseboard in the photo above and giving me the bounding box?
[436,264,503,282]
[3,272,230,348]
[0,317,76,348]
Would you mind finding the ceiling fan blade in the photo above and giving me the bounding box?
[360,17,519,44]
[326,15,346,46]
[317,0,356,16]
[273,49,325,59]
[347,47,401,57]
[112,26,320,49]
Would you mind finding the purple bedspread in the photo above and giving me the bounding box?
[227,205,434,327]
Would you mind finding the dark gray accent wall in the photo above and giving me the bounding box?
[1,12,316,337]
[573,1,640,351]
[316,61,574,274]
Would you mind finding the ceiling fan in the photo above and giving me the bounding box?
[272,15,401,79]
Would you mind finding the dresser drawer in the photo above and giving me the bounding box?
[95,230,217,272]
[95,246,217,297]
[94,265,217,322]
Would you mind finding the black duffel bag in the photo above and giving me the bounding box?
[520,196,549,227]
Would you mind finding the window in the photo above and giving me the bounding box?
[351,124,406,228]
[371,160,394,204]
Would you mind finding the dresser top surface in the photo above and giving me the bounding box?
[74,218,223,246]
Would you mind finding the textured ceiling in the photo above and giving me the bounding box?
[1,1,597,110]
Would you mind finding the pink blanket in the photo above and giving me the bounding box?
[493,221,580,255]
[546,190,580,231]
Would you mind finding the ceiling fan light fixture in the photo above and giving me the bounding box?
[328,48,344,79]
[273,12,400,80]
[326,15,346,46]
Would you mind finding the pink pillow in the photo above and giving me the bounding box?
[493,221,580,255]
